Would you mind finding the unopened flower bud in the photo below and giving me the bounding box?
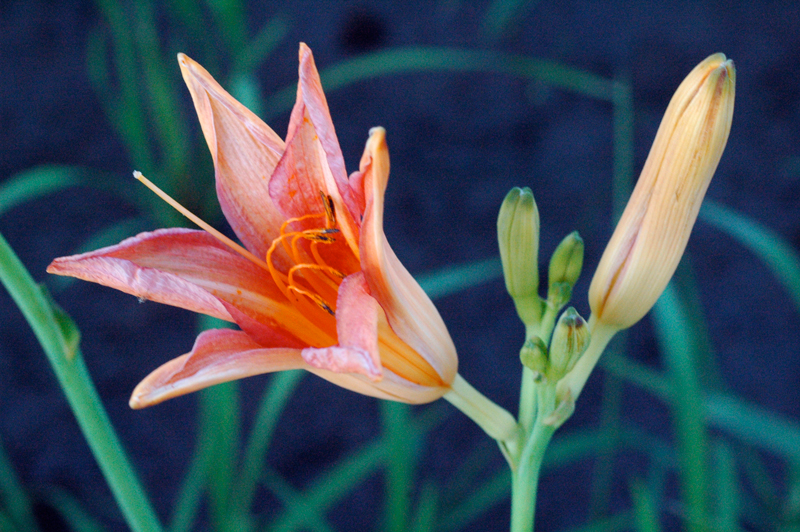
[519,335,548,376]
[589,53,735,330]
[547,307,589,381]
[498,187,543,324]
[547,231,584,307]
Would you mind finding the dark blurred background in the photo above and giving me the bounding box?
[2,1,799,531]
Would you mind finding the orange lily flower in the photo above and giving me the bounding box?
[47,44,458,408]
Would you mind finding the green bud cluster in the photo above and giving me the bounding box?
[519,307,590,383]
[498,187,588,386]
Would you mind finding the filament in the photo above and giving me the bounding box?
[133,171,271,272]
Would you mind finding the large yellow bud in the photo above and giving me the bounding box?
[589,53,735,330]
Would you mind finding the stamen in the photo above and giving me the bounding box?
[288,263,343,304]
[321,191,336,228]
[287,285,335,316]
[133,171,271,272]
[278,212,327,256]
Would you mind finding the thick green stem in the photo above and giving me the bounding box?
[510,384,556,532]
[444,375,519,442]
[0,232,163,532]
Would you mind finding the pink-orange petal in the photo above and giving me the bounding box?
[305,366,449,403]
[47,229,234,321]
[297,43,365,223]
[47,229,324,347]
[130,329,304,408]
[358,128,458,384]
[179,53,288,261]
[219,300,312,349]
[268,105,329,224]
[301,272,383,380]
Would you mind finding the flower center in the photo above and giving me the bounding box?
[265,193,353,327]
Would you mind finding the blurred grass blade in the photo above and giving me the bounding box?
[267,407,446,530]
[196,315,239,532]
[0,166,85,216]
[409,481,439,532]
[442,438,499,506]
[261,468,336,532]
[264,47,616,121]
[131,1,190,185]
[482,0,539,40]
[232,370,304,522]
[562,511,632,532]
[204,0,246,52]
[705,394,800,462]
[440,468,509,532]
[651,283,709,532]
[416,257,502,300]
[267,442,386,530]
[167,429,215,532]
[47,487,108,532]
[781,462,800,531]
[163,0,206,38]
[589,374,623,518]
[599,351,672,401]
[0,232,162,532]
[0,510,19,532]
[611,78,635,222]
[201,383,240,532]
[673,259,722,391]
[0,439,38,532]
[88,2,154,173]
[232,16,288,75]
[382,401,415,532]
[710,440,740,532]
[700,200,800,312]
[630,479,662,532]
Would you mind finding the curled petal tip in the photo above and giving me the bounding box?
[368,126,386,139]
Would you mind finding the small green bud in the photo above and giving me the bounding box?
[547,307,590,381]
[498,187,540,299]
[519,335,548,376]
[548,282,573,310]
[548,231,584,303]
[498,187,542,324]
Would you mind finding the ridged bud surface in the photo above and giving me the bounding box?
[589,54,735,329]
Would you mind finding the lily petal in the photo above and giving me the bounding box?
[268,103,330,225]
[46,229,329,348]
[296,43,365,221]
[306,366,450,404]
[179,54,288,261]
[301,272,383,381]
[47,229,234,321]
[358,128,459,384]
[130,329,304,408]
